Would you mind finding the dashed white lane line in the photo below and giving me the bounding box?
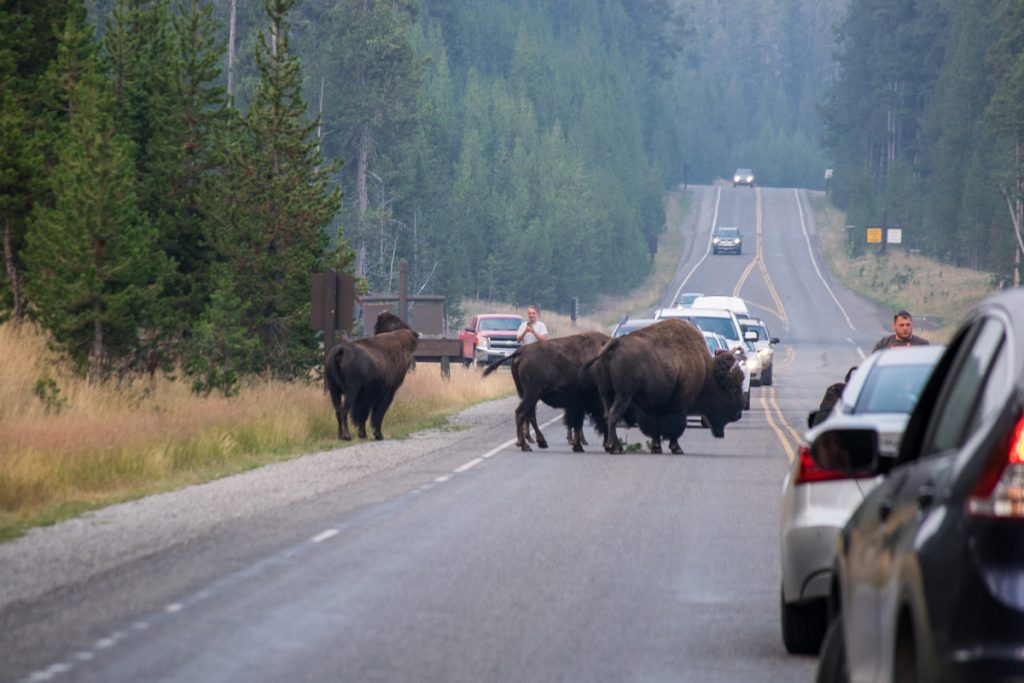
[20,412,565,683]
[311,528,339,543]
[454,458,484,473]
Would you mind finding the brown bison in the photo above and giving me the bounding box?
[482,331,611,452]
[588,318,745,454]
[325,312,419,441]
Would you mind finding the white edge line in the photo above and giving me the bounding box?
[672,186,721,304]
[794,188,856,331]
[454,458,484,473]
[311,528,339,544]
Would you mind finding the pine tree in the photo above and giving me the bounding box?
[0,0,75,323]
[195,0,340,388]
[24,9,171,376]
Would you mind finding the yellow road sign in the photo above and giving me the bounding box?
[866,227,882,244]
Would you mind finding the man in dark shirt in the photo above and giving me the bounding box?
[872,310,929,352]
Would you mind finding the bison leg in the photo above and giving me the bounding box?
[370,391,396,440]
[529,410,547,449]
[564,407,586,453]
[669,438,684,455]
[352,396,372,440]
[606,395,635,454]
[516,411,532,451]
[649,435,663,454]
[327,373,355,441]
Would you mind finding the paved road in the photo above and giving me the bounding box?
[0,185,897,683]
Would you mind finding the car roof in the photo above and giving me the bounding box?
[613,318,658,336]
[478,313,522,318]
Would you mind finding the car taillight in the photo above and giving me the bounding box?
[967,416,1024,518]
[794,443,868,485]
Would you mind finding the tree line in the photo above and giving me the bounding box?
[2,0,845,389]
[823,0,1024,284]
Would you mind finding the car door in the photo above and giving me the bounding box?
[461,316,478,358]
[847,317,1007,681]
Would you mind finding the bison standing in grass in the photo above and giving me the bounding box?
[482,331,610,452]
[325,312,419,441]
[588,318,745,454]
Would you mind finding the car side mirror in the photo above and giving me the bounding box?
[809,428,879,475]
[770,337,780,345]
[464,326,473,333]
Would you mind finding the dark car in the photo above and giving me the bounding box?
[610,317,658,338]
[813,288,1024,682]
[712,226,743,255]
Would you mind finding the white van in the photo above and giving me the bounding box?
[690,295,750,320]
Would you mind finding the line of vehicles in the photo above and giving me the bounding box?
[781,288,1024,681]
[612,293,780,413]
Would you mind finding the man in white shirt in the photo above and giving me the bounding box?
[516,305,548,344]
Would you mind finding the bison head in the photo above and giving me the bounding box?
[701,352,746,438]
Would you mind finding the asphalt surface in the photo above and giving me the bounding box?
[0,185,902,683]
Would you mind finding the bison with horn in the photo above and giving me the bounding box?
[587,318,745,454]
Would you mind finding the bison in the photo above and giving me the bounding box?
[588,318,745,454]
[325,312,420,441]
[481,331,611,452]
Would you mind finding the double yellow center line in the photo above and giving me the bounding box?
[733,188,802,463]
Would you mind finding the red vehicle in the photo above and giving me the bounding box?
[458,313,524,366]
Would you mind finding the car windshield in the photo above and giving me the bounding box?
[718,228,739,238]
[479,317,522,331]
[736,169,751,175]
[743,323,768,341]
[854,364,935,414]
[614,320,655,337]
[689,315,738,342]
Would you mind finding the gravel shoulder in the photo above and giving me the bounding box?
[0,397,515,612]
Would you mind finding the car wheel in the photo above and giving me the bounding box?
[762,364,773,386]
[781,588,827,655]
[816,616,848,683]
[713,247,718,255]
[737,246,743,255]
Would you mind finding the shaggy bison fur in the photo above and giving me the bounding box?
[482,331,610,452]
[589,318,745,454]
[325,312,420,441]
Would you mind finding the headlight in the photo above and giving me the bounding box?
[713,237,720,244]
[733,176,741,182]
[477,336,490,350]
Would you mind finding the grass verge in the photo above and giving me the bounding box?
[811,194,997,343]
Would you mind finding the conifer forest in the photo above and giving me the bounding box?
[2,0,1023,389]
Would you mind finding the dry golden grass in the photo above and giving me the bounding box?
[812,196,997,344]
[0,322,513,540]
[0,188,690,540]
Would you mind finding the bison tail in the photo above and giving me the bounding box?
[581,338,618,372]
[481,352,515,377]
[325,344,345,393]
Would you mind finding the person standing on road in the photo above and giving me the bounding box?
[872,310,929,352]
[516,305,548,344]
